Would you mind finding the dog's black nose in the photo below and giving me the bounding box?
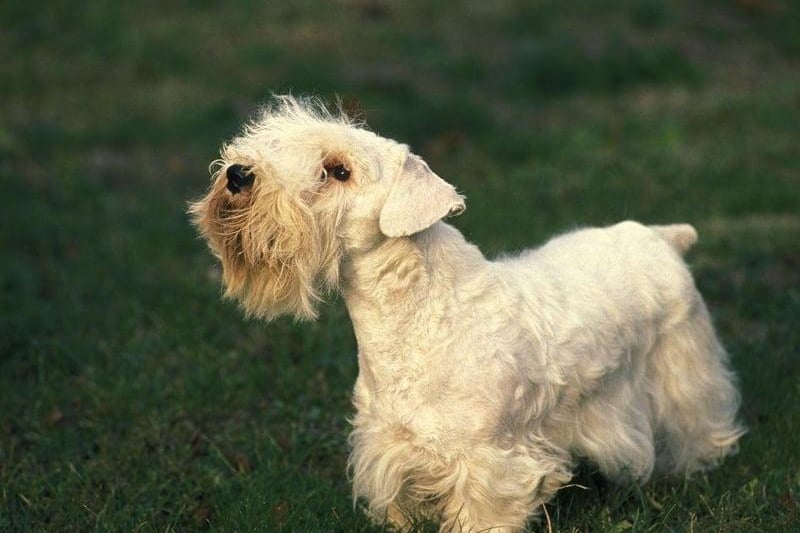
[226,164,254,193]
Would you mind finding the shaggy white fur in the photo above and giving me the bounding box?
[190,96,744,532]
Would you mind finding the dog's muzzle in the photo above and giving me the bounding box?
[226,164,255,194]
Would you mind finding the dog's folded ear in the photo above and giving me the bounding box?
[379,155,465,238]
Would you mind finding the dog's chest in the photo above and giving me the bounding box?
[352,338,533,455]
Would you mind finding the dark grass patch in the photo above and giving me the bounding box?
[515,37,699,96]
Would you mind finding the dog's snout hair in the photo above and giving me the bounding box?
[190,95,744,533]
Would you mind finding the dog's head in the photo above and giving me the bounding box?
[189,95,464,321]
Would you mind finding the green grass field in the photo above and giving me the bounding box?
[2,1,799,531]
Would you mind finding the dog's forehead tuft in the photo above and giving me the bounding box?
[246,95,357,142]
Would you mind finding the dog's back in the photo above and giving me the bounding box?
[498,220,699,332]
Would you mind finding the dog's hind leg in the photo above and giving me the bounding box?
[647,299,745,474]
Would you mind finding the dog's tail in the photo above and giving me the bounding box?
[650,224,698,256]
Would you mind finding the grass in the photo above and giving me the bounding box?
[1,0,799,531]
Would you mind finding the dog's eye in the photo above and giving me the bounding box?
[332,165,351,181]
[323,164,351,182]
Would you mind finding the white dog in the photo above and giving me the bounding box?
[190,96,744,532]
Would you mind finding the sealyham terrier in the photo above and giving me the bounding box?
[190,96,744,532]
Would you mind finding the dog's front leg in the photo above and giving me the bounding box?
[435,445,572,533]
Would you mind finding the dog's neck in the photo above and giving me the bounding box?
[342,222,487,391]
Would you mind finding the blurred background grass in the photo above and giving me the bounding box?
[1,1,799,532]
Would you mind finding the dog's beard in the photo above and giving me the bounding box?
[190,173,343,321]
